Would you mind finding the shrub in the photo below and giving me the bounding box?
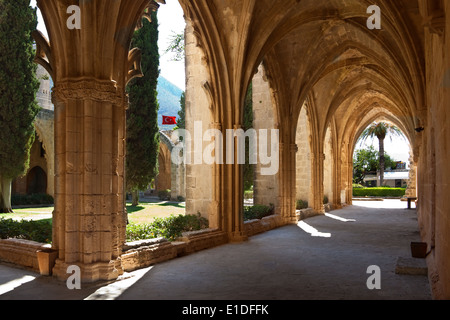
[244,190,253,200]
[0,218,52,244]
[323,196,329,204]
[243,204,274,221]
[353,187,406,197]
[11,194,54,206]
[158,189,171,201]
[126,213,209,242]
[296,200,309,210]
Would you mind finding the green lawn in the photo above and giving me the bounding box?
[2,207,54,221]
[2,201,186,224]
[126,201,186,224]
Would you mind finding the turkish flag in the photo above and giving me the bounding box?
[162,116,177,125]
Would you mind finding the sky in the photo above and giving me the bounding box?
[31,0,186,90]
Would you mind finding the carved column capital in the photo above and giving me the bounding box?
[52,78,122,105]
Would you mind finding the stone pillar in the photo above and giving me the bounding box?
[51,79,126,282]
[184,20,214,222]
[323,128,333,205]
[36,0,161,282]
[310,153,325,214]
[278,142,299,224]
[252,65,278,207]
[331,135,343,209]
[220,124,247,242]
[346,158,354,206]
[405,154,417,198]
[296,108,311,205]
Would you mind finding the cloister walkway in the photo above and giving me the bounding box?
[0,200,431,300]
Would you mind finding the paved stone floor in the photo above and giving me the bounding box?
[0,200,432,301]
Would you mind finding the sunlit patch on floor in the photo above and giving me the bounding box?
[297,221,331,238]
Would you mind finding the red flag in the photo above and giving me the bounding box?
[162,116,177,125]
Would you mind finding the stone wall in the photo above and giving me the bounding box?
[252,65,279,207]
[184,20,214,223]
[417,0,450,299]
[12,109,55,197]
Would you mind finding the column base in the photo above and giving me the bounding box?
[52,258,123,283]
[229,231,248,243]
[283,216,299,225]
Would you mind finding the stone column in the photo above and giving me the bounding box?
[310,153,326,214]
[295,108,312,206]
[405,154,417,198]
[278,142,299,224]
[36,0,161,282]
[51,79,126,282]
[331,135,343,209]
[252,65,279,208]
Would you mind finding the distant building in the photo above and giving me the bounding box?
[12,65,55,198]
[363,170,409,188]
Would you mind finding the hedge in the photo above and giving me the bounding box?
[0,218,52,244]
[243,204,274,221]
[353,187,406,197]
[126,213,209,242]
[11,194,54,206]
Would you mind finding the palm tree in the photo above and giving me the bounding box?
[358,122,404,186]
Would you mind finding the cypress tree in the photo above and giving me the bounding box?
[0,0,40,213]
[177,91,185,129]
[126,12,160,206]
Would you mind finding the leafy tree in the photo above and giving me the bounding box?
[353,145,398,185]
[126,12,160,206]
[164,31,185,62]
[0,0,40,213]
[358,122,404,186]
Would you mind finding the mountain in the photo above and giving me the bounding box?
[157,76,184,128]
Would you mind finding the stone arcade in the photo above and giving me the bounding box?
[9,0,450,299]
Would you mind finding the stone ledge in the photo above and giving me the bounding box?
[395,256,428,276]
[122,238,168,252]
[177,228,228,255]
[244,215,283,237]
[0,238,51,272]
[296,208,320,221]
[121,240,178,273]
[120,229,228,272]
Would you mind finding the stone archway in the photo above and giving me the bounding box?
[33,0,450,298]
[156,141,172,192]
[27,166,47,194]
[34,0,165,282]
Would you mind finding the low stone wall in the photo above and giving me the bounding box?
[120,229,228,272]
[244,215,283,237]
[296,208,319,221]
[296,204,334,221]
[0,238,51,272]
[121,238,178,272]
[176,228,228,255]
